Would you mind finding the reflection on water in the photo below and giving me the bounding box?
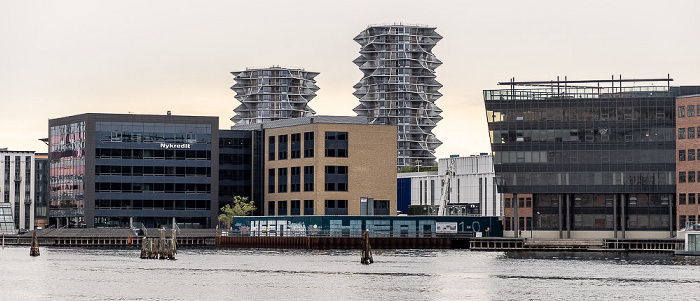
[1,246,699,300]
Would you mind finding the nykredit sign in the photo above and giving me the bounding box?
[159,143,191,149]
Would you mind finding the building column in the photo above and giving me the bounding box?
[513,193,518,238]
[613,194,618,239]
[621,194,626,239]
[668,193,674,238]
[566,194,571,239]
[558,194,563,239]
[130,217,133,228]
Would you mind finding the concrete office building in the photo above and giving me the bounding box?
[0,149,35,230]
[231,66,319,125]
[233,116,397,216]
[353,24,443,167]
[676,94,700,230]
[48,113,219,228]
[397,154,502,217]
[485,77,700,239]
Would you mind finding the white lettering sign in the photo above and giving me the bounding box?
[159,143,191,149]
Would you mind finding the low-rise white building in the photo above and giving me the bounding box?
[0,149,35,230]
[398,154,502,217]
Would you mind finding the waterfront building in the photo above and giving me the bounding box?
[397,154,502,217]
[230,66,319,125]
[485,77,700,239]
[0,149,35,230]
[233,116,397,216]
[218,129,264,215]
[48,113,219,228]
[34,153,49,229]
[676,94,700,230]
[352,24,443,167]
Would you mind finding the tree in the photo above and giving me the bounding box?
[218,196,256,229]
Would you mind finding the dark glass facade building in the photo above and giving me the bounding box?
[49,113,219,228]
[485,77,699,238]
[218,129,264,216]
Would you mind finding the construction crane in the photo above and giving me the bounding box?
[437,158,455,216]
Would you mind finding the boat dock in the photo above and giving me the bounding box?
[470,238,683,253]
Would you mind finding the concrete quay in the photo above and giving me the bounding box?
[2,228,215,247]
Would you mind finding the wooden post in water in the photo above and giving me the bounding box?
[30,231,40,256]
[361,231,373,264]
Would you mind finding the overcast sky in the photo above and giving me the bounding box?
[1,0,699,159]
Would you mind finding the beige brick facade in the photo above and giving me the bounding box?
[264,122,397,216]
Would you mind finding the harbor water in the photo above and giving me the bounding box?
[1,246,700,300]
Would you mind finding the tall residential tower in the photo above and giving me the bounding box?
[231,66,319,125]
[353,24,443,167]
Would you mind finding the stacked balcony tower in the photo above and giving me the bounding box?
[231,66,320,125]
[353,24,443,167]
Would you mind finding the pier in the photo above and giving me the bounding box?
[4,228,215,247]
[470,238,684,252]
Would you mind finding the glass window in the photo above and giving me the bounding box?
[290,167,301,192]
[679,172,687,183]
[690,171,696,183]
[325,132,348,157]
[268,136,275,161]
[277,168,287,193]
[689,105,696,117]
[304,132,314,158]
[679,106,686,118]
[690,127,696,139]
[679,128,686,139]
[304,200,314,215]
[278,135,288,160]
[679,194,686,205]
[690,193,696,205]
[680,150,686,161]
[290,133,301,159]
[268,169,275,193]
[304,166,314,191]
[325,166,348,191]
[690,149,696,161]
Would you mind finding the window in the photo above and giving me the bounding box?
[690,127,696,139]
[268,169,275,193]
[679,194,686,205]
[290,200,300,215]
[690,105,696,117]
[325,166,348,191]
[690,171,696,183]
[278,168,288,193]
[304,200,314,215]
[518,198,525,208]
[505,217,512,231]
[290,133,301,159]
[325,131,348,157]
[324,200,348,215]
[290,167,301,192]
[679,106,686,118]
[278,135,288,160]
[304,132,314,158]
[680,150,686,161]
[505,198,511,208]
[680,215,687,228]
[374,200,390,215]
[680,172,687,183]
[690,149,696,161]
[679,128,686,139]
[304,166,314,191]
[268,136,275,161]
[526,197,532,208]
[278,201,287,216]
[690,194,696,205]
[267,201,275,216]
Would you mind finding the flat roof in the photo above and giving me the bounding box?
[231,116,370,130]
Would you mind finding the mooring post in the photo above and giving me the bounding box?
[361,230,373,264]
[30,231,40,256]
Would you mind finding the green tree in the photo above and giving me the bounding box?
[218,196,256,229]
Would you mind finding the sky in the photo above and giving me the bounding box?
[1,0,699,160]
